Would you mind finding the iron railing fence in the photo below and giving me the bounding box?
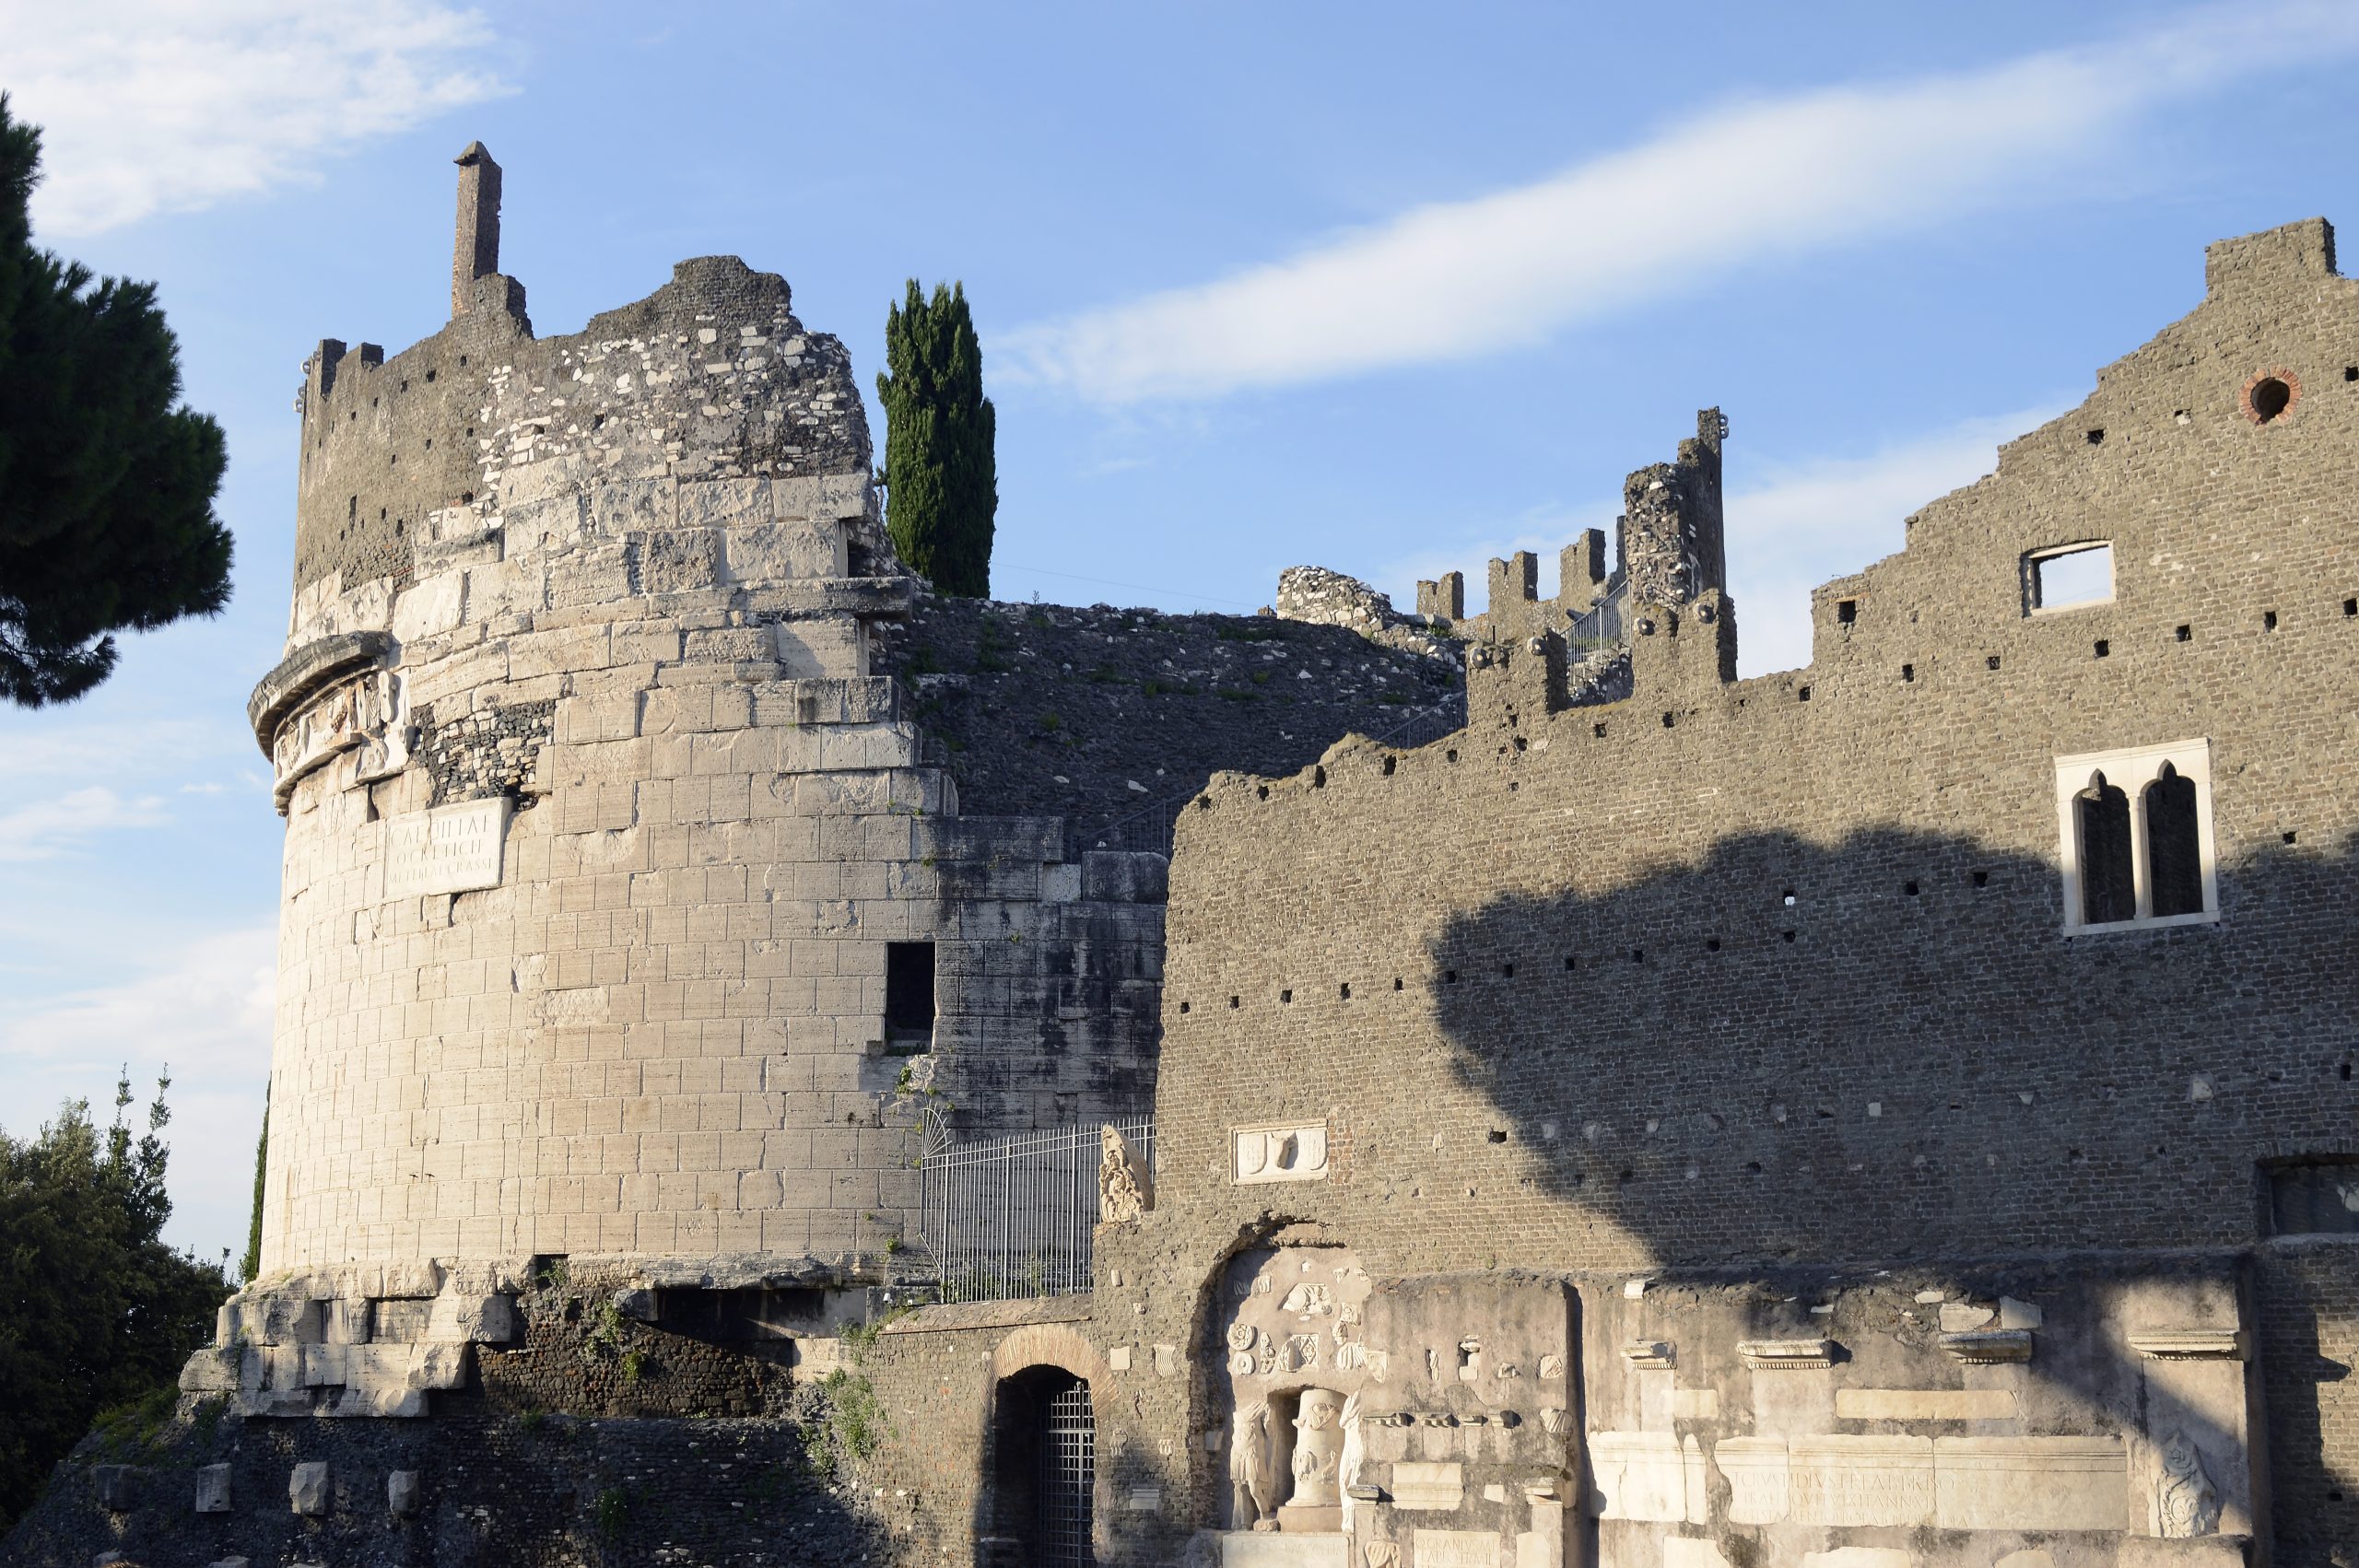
[1076,695,1467,857]
[919,1117,1155,1302]
[1567,569,1630,649]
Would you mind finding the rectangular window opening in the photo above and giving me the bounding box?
[2266,1158,2359,1237]
[885,942,937,1048]
[2025,542,2114,614]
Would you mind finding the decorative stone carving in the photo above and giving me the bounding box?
[1789,1436,1934,1527]
[1097,1124,1153,1222]
[2156,1430,2222,1538]
[1538,1406,1569,1434]
[1621,1340,1674,1367]
[1938,1328,2033,1363]
[1363,1544,1399,1568]
[2129,1329,2248,1361]
[1281,1281,1334,1316]
[1391,1461,1464,1510]
[1231,1398,1277,1529]
[1228,1322,1259,1352]
[1537,1353,1565,1379]
[1288,1388,1346,1508]
[1234,1122,1330,1185]
[1738,1338,1836,1370]
[1717,1437,1790,1525]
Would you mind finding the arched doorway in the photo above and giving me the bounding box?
[988,1364,1096,1566]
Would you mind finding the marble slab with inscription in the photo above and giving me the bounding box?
[1789,1435,1935,1527]
[1413,1528,1504,1568]
[384,797,510,898]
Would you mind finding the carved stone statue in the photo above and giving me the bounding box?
[1097,1124,1153,1222]
[1230,1398,1275,1529]
[1288,1388,1346,1509]
[1338,1389,1364,1509]
[2157,1429,2222,1538]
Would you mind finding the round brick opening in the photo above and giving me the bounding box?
[2243,369,2300,425]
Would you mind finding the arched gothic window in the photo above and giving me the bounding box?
[2076,772,2135,926]
[2145,762,2203,919]
[2053,740,2217,931]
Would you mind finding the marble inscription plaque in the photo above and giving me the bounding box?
[1789,1435,1934,1527]
[1391,1461,1464,1511]
[1715,1437,1790,1525]
[1220,1532,1349,1568]
[1413,1529,1503,1568]
[1836,1389,2018,1422]
[1932,1435,2124,1530]
[1590,1432,1687,1522]
[385,798,509,898]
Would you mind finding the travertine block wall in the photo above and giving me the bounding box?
[252,256,1166,1277]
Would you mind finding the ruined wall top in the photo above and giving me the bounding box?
[289,148,874,613]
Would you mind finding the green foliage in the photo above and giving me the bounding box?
[593,1485,632,1539]
[580,1297,627,1365]
[619,1349,646,1387]
[0,1071,234,1531]
[239,1094,266,1283]
[0,97,232,707]
[811,1369,887,1469]
[876,280,995,597]
[1037,711,1061,732]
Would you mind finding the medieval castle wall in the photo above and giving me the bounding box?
[1042,216,2358,1568]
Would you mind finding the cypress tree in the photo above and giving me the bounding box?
[0,95,232,708]
[240,1094,267,1283]
[875,280,995,597]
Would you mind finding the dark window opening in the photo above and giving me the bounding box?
[2177,625,2192,642]
[2343,598,2357,617]
[2266,1159,2359,1236]
[2077,772,2135,925]
[1987,655,2001,671]
[2085,427,2105,445]
[2145,763,2203,918]
[885,942,936,1047]
[657,1286,825,1342]
[1901,663,1915,683]
[1972,870,1990,888]
[2250,376,2293,423]
[1836,599,1857,625]
[1797,685,1811,702]
[2094,639,2109,659]
[2264,610,2280,632]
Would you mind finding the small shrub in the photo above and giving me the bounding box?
[1038,711,1061,732]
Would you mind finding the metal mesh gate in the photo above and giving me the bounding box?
[921,1118,1153,1301]
[1039,1380,1095,1565]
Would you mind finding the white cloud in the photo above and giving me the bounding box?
[0,924,276,1260]
[0,785,169,860]
[1722,408,2064,675]
[1008,2,2359,403]
[5,0,510,236]
[1369,406,2060,679]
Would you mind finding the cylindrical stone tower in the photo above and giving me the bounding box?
[250,147,937,1279]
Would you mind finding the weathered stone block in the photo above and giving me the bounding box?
[288,1461,331,1515]
[194,1462,232,1513]
[91,1465,140,1511]
[388,1469,422,1516]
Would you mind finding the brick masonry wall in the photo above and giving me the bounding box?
[1066,218,2359,1562]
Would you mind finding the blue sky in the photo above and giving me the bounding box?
[2,0,2353,1261]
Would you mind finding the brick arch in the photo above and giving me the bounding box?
[991,1319,1109,1386]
